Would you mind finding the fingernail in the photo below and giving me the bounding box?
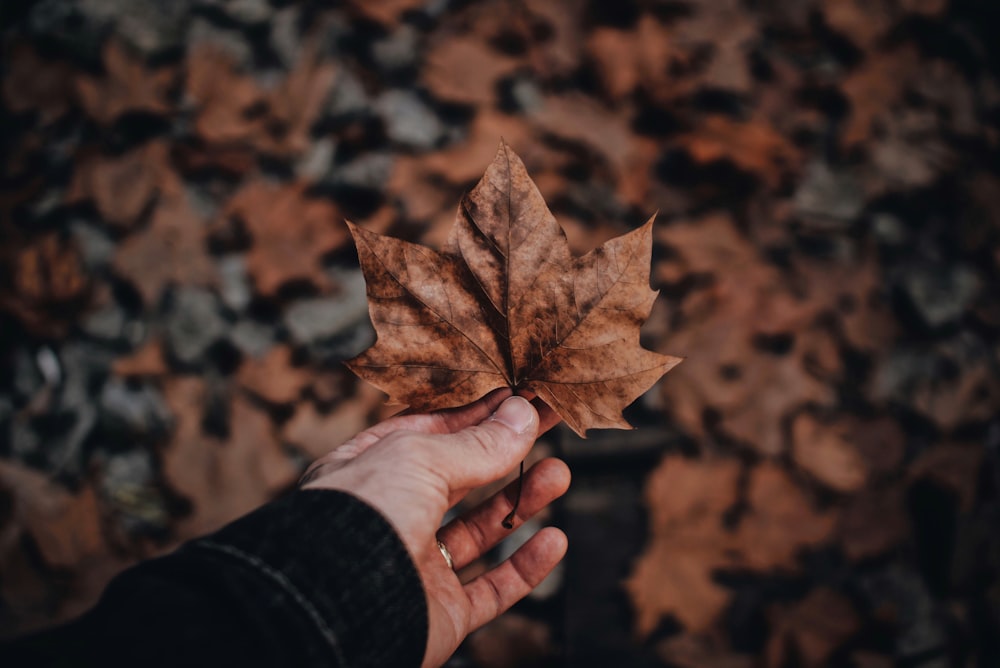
[492,396,535,434]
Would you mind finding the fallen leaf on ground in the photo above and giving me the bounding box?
[625,456,742,635]
[114,193,217,306]
[185,45,263,147]
[792,413,868,492]
[185,44,334,158]
[765,587,859,668]
[676,116,800,188]
[237,345,312,405]
[422,36,520,106]
[909,442,983,512]
[652,215,834,455]
[347,143,680,436]
[282,383,383,459]
[162,379,299,539]
[2,43,76,125]
[75,40,175,126]
[0,231,92,338]
[68,141,182,230]
[113,338,169,377]
[735,462,837,570]
[838,484,908,560]
[840,48,920,148]
[0,462,128,634]
[220,182,346,297]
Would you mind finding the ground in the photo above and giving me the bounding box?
[1,1,999,666]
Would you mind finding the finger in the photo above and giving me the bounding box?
[325,388,514,461]
[463,527,568,631]
[437,458,570,569]
[395,387,514,434]
[430,395,539,490]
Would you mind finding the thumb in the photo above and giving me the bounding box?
[431,395,539,490]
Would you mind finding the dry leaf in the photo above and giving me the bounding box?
[345,0,426,25]
[625,456,742,635]
[68,141,182,230]
[676,116,800,188]
[237,345,312,405]
[766,587,858,668]
[75,40,175,125]
[114,193,217,306]
[185,45,263,146]
[792,413,868,492]
[113,338,169,377]
[423,36,520,106]
[260,48,337,158]
[587,17,678,102]
[0,462,106,570]
[909,442,983,512]
[347,143,680,436]
[0,231,92,338]
[840,48,920,148]
[822,0,894,51]
[734,462,837,570]
[0,462,128,634]
[532,94,629,166]
[653,215,834,455]
[186,44,335,158]
[838,484,908,560]
[2,43,75,125]
[220,182,346,296]
[282,384,383,459]
[162,379,299,539]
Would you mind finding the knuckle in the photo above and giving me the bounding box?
[457,515,489,554]
[366,431,435,470]
[465,426,500,457]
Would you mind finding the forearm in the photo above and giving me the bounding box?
[0,490,428,668]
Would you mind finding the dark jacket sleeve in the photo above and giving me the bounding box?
[0,489,429,668]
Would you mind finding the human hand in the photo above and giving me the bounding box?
[300,388,570,668]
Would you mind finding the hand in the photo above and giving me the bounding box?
[300,388,570,668]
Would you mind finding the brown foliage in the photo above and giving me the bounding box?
[219,182,347,296]
[0,232,91,337]
[113,194,217,306]
[347,143,680,436]
[162,379,299,539]
[627,457,836,636]
[75,40,175,126]
[68,141,182,230]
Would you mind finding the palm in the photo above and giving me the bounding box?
[301,389,569,668]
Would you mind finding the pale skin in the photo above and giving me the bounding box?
[300,388,571,668]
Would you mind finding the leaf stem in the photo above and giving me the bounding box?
[502,460,524,529]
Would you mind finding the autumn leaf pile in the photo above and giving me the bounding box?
[1,1,999,666]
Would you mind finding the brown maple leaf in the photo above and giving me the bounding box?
[75,40,175,126]
[218,181,347,297]
[347,143,680,436]
[67,141,182,230]
[113,193,217,306]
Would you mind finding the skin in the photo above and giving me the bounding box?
[301,388,571,668]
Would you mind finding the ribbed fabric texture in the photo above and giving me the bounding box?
[0,489,429,668]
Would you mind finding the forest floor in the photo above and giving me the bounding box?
[1,1,999,666]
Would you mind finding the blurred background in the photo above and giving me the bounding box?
[1,0,999,666]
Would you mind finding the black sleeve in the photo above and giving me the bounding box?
[0,489,429,668]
